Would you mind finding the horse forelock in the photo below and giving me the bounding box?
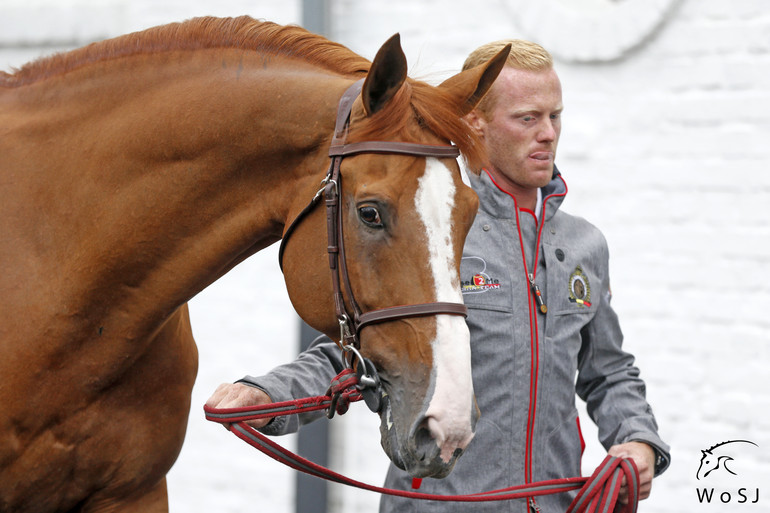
[349,80,487,173]
[1,15,370,87]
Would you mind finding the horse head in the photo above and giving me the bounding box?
[280,36,509,478]
[696,451,733,480]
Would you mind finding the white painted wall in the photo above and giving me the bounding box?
[3,1,769,512]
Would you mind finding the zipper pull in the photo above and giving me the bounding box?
[529,497,541,512]
[528,273,547,314]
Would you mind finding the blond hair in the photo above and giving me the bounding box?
[463,39,553,115]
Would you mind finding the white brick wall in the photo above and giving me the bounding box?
[3,1,769,512]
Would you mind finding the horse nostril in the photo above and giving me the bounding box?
[413,423,437,462]
[409,415,451,464]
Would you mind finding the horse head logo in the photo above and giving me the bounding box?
[696,440,758,480]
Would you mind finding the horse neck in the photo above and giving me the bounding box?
[3,49,349,334]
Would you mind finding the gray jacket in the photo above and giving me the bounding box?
[242,169,670,512]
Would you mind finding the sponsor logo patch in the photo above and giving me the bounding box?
[461,256,502,294]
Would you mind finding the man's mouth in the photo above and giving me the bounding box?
[529,151,553,161]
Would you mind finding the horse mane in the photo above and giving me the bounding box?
[2,15,486,169]
[0,16,370,87]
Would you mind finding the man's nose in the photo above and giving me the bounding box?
[537,119,557,142]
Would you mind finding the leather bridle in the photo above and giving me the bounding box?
[278,79,468,376]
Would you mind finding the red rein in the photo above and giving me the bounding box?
[203,369,639,512]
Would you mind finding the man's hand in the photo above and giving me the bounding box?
[608,441,656,505]
[205,382,273,429]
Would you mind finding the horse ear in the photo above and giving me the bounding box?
[438,43,511,117]
[362,33,408,116]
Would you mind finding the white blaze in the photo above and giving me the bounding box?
[414,157,474,462]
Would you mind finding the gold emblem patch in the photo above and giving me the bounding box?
[568,265,592,307]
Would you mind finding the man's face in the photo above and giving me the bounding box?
[469,66,563,193]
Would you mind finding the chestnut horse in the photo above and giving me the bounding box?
[0,16,507,512]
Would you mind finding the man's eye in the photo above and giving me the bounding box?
[358,206,383,227]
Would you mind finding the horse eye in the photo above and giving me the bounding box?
[358,206,382,227]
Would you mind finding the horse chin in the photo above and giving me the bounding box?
[377,393,459,479]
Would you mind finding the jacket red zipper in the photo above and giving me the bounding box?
[518,206,539,491]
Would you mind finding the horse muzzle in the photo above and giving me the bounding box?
[376,381,479,479]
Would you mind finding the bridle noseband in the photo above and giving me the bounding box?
[278,79,468,389]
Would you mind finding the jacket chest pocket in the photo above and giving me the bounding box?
[543,241,601,317]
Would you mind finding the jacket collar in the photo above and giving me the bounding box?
[469,166,567,222]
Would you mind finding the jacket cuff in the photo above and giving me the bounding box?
[235,376,290,435]
[627,435,671,476]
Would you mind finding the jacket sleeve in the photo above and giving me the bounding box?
[575,245,671,475]
[237,335,345,436]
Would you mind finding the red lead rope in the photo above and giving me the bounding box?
[203,369,639,511]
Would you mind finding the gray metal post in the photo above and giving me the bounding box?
[297,4,332,512]
[301,0,331,36]
[295,321,329,513]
